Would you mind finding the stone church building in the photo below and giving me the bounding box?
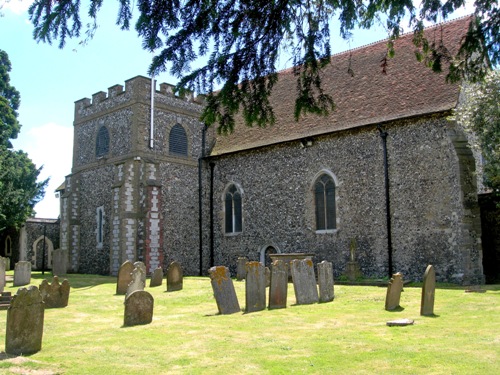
[57,16,485,284]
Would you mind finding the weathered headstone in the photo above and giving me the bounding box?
[167,261,183,292]
[236,257,248,280]
[149,266,163,287]
[0,256,6,293]
[245,261,266,313]
[39,276,70,308]
[209,266,240,314]
[291,259,319,305]
[133,261,147,284]
[116,260,134,295]
[51,249,68,276]
[268,260,288,309]
[420,265,436,316]
[317,260,334,303]
[5,286,44,355]
[385,272,404,311]
[124,290,154,327]
[126,266,146,297]
[13,261,31,287]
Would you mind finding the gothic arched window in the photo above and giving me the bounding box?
[96,126,110,157]
[169,124,188,156]
[225,184,242,234]
[314,174,336,230]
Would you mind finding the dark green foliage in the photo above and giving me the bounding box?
[28,1,499,133]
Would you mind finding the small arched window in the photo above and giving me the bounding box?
[314,174,336,230]
[4,235,12,256]
[96,126,110,157]
[225,184,242,234]
[169,124,188,156]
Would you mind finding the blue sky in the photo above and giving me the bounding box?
[1,1,472,218]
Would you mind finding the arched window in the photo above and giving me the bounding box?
[4,235,12,256]
[96,126,110,157]
[225,184,242,234]
[96,206,105,248]
[314,174,336,230]
[169,124,188,156]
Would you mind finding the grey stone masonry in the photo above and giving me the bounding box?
[166,261,183,292]
[124,290,154,327]
[385,273,404,311]
[39,276,70,308]
[209,266,240,314]
[245,261,266,313]
[116,260,134,295]
[268,260,288,309]
[149,267,163,287]
[0,256,6,293]
[52,249,68,277]
[291,259,319,305]
[13,261,31,287]
[421,265,436,316]
[317,261,334,303]
[5,286,44,355]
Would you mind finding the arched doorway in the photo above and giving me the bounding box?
[31,236,54,270]
[259,244,281,267]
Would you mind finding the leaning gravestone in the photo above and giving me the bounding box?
[52,249,68,276]
[385,272,404,311]
[245,261,266,313]
[116,260,135,295]
[167,261,183,292]
[39,276,70,308]
[268,259,288,309]
[291,259,319,305]
[317,260,334,303]
[13,261,31,287]
[0,256,6,293]
[420,265,436,316]
[124,290,154,327]
[236,257,248,281]
[133,261,147,284]
[149,267,163,287]
[5,286,44,355]
[126,267,146,297]
[209,266,240,314]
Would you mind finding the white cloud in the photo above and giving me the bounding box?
[1,0,34,15]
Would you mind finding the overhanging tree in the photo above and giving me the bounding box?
[28,0,499,133]
[0,49,48,231]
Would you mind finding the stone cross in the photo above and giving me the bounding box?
[291,259,319,305]
[420,265,436,316]
[166,261,183,292]
[124,290,154,327]
[51,249,68,276]
[0,256,6,293]
[268,259,288,309]
[126,267,146,298]
[13,261,31,287]
[236,257,248,281]
[149,266,163,287]
[385,272,404,311]
[116,260,134,295]
[209,266,240,314]
[245,261,266,313]
[39,276,70,308]
[133,261,147,284]
[317,260,334,303]
[5,286,44,355]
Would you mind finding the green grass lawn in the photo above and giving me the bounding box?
[0,272,499,374]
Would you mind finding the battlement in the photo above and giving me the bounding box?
[74,75,206,121]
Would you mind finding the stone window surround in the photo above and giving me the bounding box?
[167,122,191,158]
[311,169,339,234]
[96,206,105,249]
[95,124,110,158]
[4,235,12,256]
[223,182,244,236]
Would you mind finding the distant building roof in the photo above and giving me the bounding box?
[210,16,472,156]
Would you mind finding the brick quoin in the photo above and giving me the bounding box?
[145,186,163,274]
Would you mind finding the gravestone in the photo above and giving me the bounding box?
[236,257,248,280]
[291,259,319,305]
[0,256,6,293]
[51,249,68,276]
[209,266,240,314]
[167,261,183,292]
[420,265,436,316]
[39,276,70,308]
[5,286,44,355]
[13,261,31,287]
[385,272,404,311]
[268,260,288,309]
[344,238,362,281]
[124,290,154,327]
[126,266,146,297]
[116,260,134,295]
[317,260,334,303]
[245,261,266,313]
[133,261,147,284]
[149,267,163,287]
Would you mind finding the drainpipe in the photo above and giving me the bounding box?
[209,162,215,268]
[198,125,207,276]
[378,125,393,277]
[149,75,155,149]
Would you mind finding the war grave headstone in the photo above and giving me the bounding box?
[385,272,404,311]
[39,276,70,308]
[5,286,44,355]
[126,266,146,298]
[420,265,436,316]
[13,261,31,287]
[245,261,266,313]
[268,259,288,309]
[0,256,6,293]
[291,259,319,305]
[149,266,163,287]
[167,261,183,292]
[317,260,334,303]
[133,261,147,284]
[209,266,240,314]
[116,260,134,295]
[236,257,248,281]
[124,290,154,327]
[51,249,68,276]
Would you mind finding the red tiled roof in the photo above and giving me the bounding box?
[210,16,471,156]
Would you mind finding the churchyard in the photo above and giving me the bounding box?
[0,269,499,374]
